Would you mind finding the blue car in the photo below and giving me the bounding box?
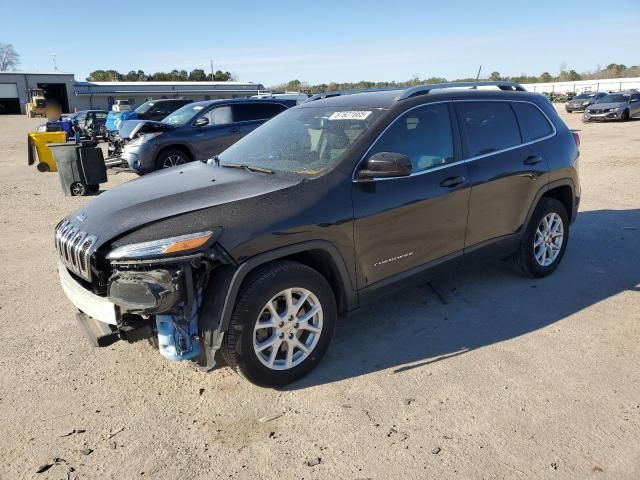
[121,98,295,174]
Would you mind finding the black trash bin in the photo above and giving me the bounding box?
[49,142,107,196]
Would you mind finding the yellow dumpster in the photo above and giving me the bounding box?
[27,131,67,172]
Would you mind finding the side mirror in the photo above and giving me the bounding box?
[357,152,412,180]
[193,117,209,127]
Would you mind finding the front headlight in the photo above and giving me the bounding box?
[107,231,213,260]
[127,132,163,147]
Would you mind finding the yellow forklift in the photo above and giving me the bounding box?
[26,88,47,118]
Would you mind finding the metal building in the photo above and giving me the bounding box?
[0,71,265,114]
[0,72,76,114]
[71,81,265,111]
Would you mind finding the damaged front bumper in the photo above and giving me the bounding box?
[58,251,231,370]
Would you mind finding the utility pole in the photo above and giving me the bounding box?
[52,52,58,72]
[210,59,214,81]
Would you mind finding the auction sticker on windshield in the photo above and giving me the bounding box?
[329,111,372,120]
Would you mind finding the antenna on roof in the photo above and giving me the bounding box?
[475,65,482,84]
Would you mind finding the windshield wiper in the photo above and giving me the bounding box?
[220,162,275,174]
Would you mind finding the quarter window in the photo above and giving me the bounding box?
[512,102,553,141]
[457,102,521,157]
[367,103,454,173]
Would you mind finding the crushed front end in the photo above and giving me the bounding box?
[55,218,231,369]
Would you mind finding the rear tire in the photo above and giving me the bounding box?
[511,197,569,278]
[221,260,337,387]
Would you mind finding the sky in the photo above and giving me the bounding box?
[1,0,638,86]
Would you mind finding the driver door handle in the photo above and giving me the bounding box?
[524,155,542,165]
[439,176,466,188]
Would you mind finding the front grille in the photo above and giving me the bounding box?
[590,109,602,114]
[55,219,97,281]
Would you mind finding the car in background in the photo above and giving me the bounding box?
[583,91,640,122]
[112,100,132,112]
[565,91,607,113]
[35,109,109,138]
[106,99,193,158]
[67,110,109,137]
[134,99,194,122]
[121,98,295,174]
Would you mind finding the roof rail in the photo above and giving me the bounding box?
[303,87,398,103]
[396,81,527,101]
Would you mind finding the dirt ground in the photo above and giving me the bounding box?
[0,107,638,480]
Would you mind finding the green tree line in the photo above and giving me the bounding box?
[86,68,234,82]
[272,63,640,94]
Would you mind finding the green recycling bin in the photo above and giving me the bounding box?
[49,142,107,196]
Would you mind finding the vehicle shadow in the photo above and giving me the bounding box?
[289,208,640,389]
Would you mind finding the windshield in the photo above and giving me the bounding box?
[218,106,386,174]
[575,93,596,99]
[135,101,155,114]
[162,103,206,126]
[598,93,630,103]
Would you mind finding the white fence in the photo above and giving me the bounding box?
[522,77,640,94]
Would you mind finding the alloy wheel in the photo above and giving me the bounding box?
[253,287,323,371]
[70,182,86,196]
[162,154,186,168]
[534,212,564,267]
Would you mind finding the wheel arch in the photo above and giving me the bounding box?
[200,241,358,347]
[524,179,576,230]
[542,184,573,221]
[155,143,194,166]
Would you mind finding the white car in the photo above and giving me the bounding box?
[112,100,132,112]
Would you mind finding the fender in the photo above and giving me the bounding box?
[199,240,358,350]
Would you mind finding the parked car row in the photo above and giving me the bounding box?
[54,81,581,386]
[564,90,640,123]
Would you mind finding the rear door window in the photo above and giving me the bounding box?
[512,102,554,141]
[456,102,522,157]
[232,103,288,122]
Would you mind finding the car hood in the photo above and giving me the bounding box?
[64,162,300,249]
[119,119,174,139]
[587,102,626,110]
[568,99,592,105]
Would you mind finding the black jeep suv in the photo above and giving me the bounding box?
[55,82,580,387]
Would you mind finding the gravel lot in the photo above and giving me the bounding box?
[0,107,638,480]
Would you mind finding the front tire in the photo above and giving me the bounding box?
[156,149,189,171]
[221,260,337,387]
[511,197,569,278]
[70,181,87,196]
[622,109,630,122]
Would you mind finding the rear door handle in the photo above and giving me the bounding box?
[439,176,466,188]
[524,155,542,165]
